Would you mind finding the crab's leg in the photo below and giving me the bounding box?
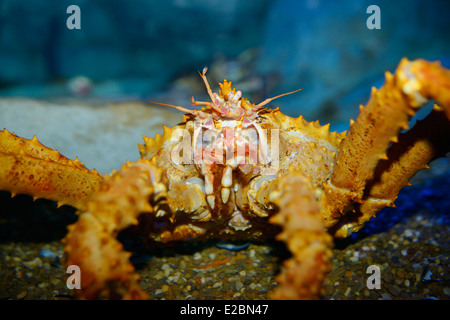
[63,159,165,299]
[332,105,450,237]
[0,129,103,209]
[322,58,450,234]
[267,172,333,299]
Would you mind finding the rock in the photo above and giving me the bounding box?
[22,257,43,270]
[0,98,179,174]
[161,284,169,293]
[381,293,392,300]
[16,290,28,300]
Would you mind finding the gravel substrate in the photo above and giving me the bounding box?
[1,158,449,300]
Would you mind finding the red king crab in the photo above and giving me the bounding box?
[0,58,449,299]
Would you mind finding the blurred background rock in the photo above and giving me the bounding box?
[0,0,449,171]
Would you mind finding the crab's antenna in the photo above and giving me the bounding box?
[147,100,198,115]
[254,88,303,109]
[198,67,216,103]
[190,96,223,114]
[189,96,211,107]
